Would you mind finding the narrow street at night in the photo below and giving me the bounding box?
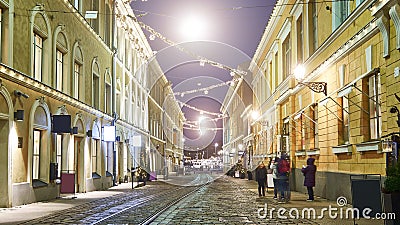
[0,0,399,224]
[0,174,385,225]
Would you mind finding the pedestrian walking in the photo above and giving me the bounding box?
[255,162,267,197]
[302,157,317,201]
[270,157,279,199]
[277,154,290,202]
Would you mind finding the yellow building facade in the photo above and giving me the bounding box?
[0,0,179,208]
[250,0,400,201]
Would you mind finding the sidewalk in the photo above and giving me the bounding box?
[230,177,385,225]
[0,181,144,224]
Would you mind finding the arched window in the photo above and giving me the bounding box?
[104,69,112,114]
[29,98,51,186]
[92,59,100,109]
[30,5,51,84]
[72,42,84,100]
[54,27,69,91]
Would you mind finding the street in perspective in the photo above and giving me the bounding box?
[0,0,399,224]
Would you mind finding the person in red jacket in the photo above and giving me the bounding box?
[302,157,317,201]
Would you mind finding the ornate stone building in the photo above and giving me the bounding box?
[250,0,400,201]
[0,0,181,207]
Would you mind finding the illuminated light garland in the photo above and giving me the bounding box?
[176,99,224,117]
[184,115,228,125]
[172,77,241,97]
[183,125,224,131]
[124,14,248,76]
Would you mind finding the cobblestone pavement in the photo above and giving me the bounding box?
[0,174,389,224]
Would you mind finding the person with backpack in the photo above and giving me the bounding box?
[277,154,290,202]
[270,157,279,199]
[302,157,316,201]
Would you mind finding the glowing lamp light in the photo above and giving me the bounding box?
[251,110,260,120]
[294,65,306,81]
[180,14,206,40]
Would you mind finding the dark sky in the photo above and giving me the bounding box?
[130,0,275,155]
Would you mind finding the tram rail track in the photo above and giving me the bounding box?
[89,173,214,225]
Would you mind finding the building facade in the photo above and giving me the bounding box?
[0,0,177,208]
[250,0,400,201]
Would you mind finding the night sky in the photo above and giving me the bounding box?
[130,0,275,156]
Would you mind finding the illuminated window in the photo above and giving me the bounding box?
[73,62,81,99]
[33,34,43,81]
[368,74,381,140]
[56,50,63,90]
[56,134,62,178]
[33,130,41,180]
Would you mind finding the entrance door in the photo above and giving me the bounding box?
[0,119,9,207]
[74,137,82,192]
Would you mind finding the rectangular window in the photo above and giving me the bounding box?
[105,7,111,46]
[105,83,111,114]
[274,52,278,88]
[369,74,381,140]
[92,140,98,173]
[56,50,63,91]
[342,97,350,144]
[56,134,62,178]
[297,15,303,64]
[332,0,349,31]
[33,34,43,81]
[33,130,41,180]
[74,62,81,99]
[93,74,100,109]
[90,0,99,33]
[312,105,318,149]
[282,34,291,80]
[311,0,318,53]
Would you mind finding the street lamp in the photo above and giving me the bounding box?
[214,143,218,156]
[294,65,327,96]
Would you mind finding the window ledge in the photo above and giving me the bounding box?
[355,140,380,152]
[92,172,101,179]
[307,149,320,156]
[332,144,352,154]
[295,150,306,156]
[32,179,48,188]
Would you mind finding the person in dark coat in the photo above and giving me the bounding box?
[255,162,267,197]
[302,157,316,201]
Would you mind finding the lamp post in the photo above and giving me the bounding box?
[294,65,327,95]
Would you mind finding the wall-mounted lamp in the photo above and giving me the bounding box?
[14,110,24,121]
[294,65,327,96]
[390,106,400,127]
[14,90,29,99]
[86,130,92,137]
[125,139,130,144]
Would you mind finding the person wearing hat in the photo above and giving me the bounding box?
[255,162,267,197]
[302,157,317,201]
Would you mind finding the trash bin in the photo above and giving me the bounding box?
[247,171,253,180]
